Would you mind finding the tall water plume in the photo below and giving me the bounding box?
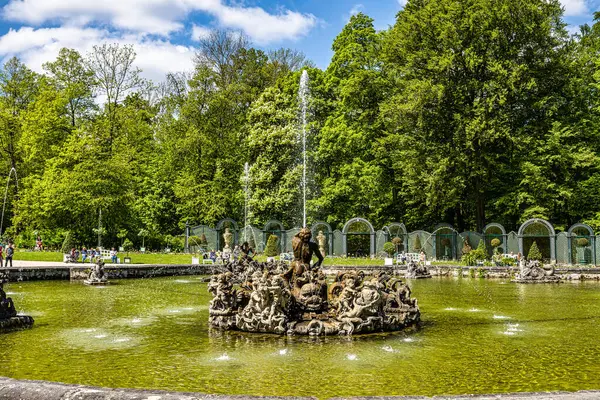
[299,70,309,228]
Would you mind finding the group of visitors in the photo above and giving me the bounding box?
[67,247,119,264]
[202,242,255,263]
[0,242,15,268]
[395,250,427,265]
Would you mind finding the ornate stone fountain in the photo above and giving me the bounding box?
[84,258,110,285]
[208,227,420,336]
[0,280,34,332]
[512,260,560,283]
[405,260,431,279]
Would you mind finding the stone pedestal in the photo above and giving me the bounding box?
[0,316,34,332]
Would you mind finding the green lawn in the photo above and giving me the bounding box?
[14,251,64,262]
[13,250,386,265]
[11,250,470,266]
[13,251,192,265]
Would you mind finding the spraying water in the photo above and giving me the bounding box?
[244,162,250,242]
[299,70,309,228]
[0,167,18,237]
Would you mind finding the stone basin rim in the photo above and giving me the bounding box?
[1,377,600,399]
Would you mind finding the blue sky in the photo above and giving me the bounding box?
[0,0,597,82]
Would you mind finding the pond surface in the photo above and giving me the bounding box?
[3,276,600,398]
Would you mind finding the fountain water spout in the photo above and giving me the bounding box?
[299,70,309,228]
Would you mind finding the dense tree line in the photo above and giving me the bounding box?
[1,0,600,249]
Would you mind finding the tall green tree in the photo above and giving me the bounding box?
[314,13,390,227]
[381,0,571,231]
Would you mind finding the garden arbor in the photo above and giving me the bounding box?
[518,219,556,262]
[342,218,375,257]
[568,223,595,265]
[484,223,507,257]
[433,224,457,260]
[385,223,408,254]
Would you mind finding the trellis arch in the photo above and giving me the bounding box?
[385,223,408,254]
[518,218,556,262]
[311,221,333,256]
[433,223,457,260]
[484,223,507,257]
[567,223,596,265]
[215,218,239,249]
[342,217,375,256]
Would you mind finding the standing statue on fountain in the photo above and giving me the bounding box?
[284,228,324,280]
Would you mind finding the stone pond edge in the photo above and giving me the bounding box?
[3,263,600,282]
[2,377,600,400]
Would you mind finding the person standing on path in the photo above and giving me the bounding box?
[5,243,14,268]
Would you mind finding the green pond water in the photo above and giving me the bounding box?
[3,276,600,398]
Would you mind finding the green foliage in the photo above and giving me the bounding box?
[527,241,543,261]
[188,236,202,248]
[383,242,395,255]
[61,231,75,254]
[577,237,590,247]
[2,10,600,245]
[123,238,134,252]
[501,257,516,266]
[265,234,280,257]
[490,238,501,248]
[462,239,487,266]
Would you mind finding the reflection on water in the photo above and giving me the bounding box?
[2,277,600,398]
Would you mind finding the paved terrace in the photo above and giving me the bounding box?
[2,260,600,282]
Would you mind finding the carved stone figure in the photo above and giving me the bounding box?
[513,260,560,283]
[84,258,109,285]
[0,281,34,332]
[222,228,233,259]
[317,230,327,257]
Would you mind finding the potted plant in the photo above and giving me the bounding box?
[138,229,149,252]
[123,238,133,263]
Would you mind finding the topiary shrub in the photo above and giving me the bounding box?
[577,237,590,247]
[61,231,75,254]
[392,237,402,251]
[188,236,202,248]
[123,238,134,252]
[383,242,395,255]
[491,238,501,249]
[265,234,280,257]
[413,235,422,252]
[527,241,543,261]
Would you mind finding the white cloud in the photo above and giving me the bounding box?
[560,0,588,16]
[213,5,317,44]
[0,26,195,83]
[350,4,364,16]
[191,24,211,42]
[2,0,317,43]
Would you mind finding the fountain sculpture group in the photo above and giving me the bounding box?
[405,260,431,279]
[0,279,34,332]
[513,260,560,283]
[84,258,110,285]
[209,227,420,336]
